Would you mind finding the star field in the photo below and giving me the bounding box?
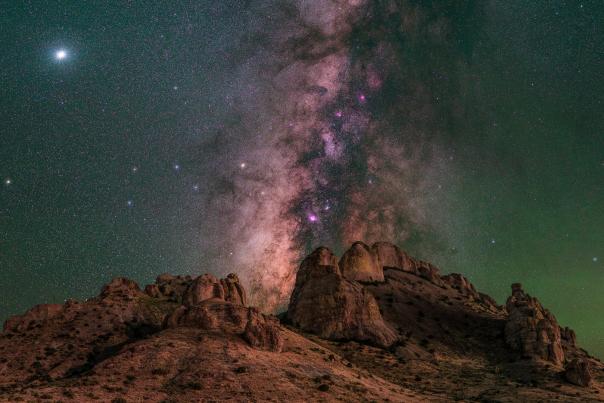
[0,1,603,358]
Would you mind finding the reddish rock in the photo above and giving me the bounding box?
[340,241,384,282]
[165,300,282,352]
[291,247,341,294]
[183,273,226,306]
[504,283,564,365]
[154,274,193,302]
[371,242,417,274]
[561,326,577,347]
[564,358,592,386]
[442,273,478,298]
[144,283,161,298]
[100,277,142,300]
[478,292,499,309]
[288,247,397,348]
[220,273,247,306]
[243,307,283,352]
[3,303,63,333]
[416,261,444,286]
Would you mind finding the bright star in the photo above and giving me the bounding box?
[240,162,246,169]
[131,166,138,173]
[4,178,11,186]
[490,239,496,244]
[594,257,599,263]
[174,164,180,171]
[55,49,68,61]
[127,200,133,207]
[308,214,318,222]
[193,184,199,191]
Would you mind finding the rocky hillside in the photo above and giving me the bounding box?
[1,242,602,402]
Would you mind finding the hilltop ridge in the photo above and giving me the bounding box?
[1,241,602,402]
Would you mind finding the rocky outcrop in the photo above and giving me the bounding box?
[162,273,276,351]
[100,277,143,300]
[371,242,418,274]
[416,261,444,287]
[2,303,64,333]
[144,273,247,306]
[504,283,564,365]
[564,358,593,387]
[220,273,247,305]
[339,241,384,282]
[288,247,397,348]
[182,274,228,306]
[146,274,193,302]
[165,301,282,352]
[442,273,479,298]
[561,326,577,347]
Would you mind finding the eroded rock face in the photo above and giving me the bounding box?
[100,277,143,300]
[340,241,384,282]
[442,273,478,298]
[288,247,397,348]
[148,274,193,302]
[416,261,444,287]
[561,326,577,347]
[564,358,593,387]
[371,242,417,274]
[164,300,282,352]
[144,273,247,306]
[504,283,564,365]
[220,273,247,306]
[183,274,226,306]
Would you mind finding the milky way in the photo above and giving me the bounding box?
[186,1,480,309]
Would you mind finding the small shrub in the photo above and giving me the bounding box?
[234,366,248,374]
[151,368,169,375]
[186,381,202,390]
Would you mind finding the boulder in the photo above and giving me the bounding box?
[288,246,397,348]
[340,241,384,282]
[504,283,564,365]
[564,358,592,387]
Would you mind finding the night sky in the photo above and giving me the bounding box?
[1,1,602,358]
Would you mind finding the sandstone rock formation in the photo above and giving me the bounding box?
[145,273,193,302]
[288,246,397,347]
[565,358,593,387]
[1,241,601,402]
[100,277,143,300]
[504,283,565,365]
[371,241,417,274]
[442,273,479,298]
[339,241,384,282]
[165,300,282,352]
[561,326,577,347]
[415,261,445,286]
